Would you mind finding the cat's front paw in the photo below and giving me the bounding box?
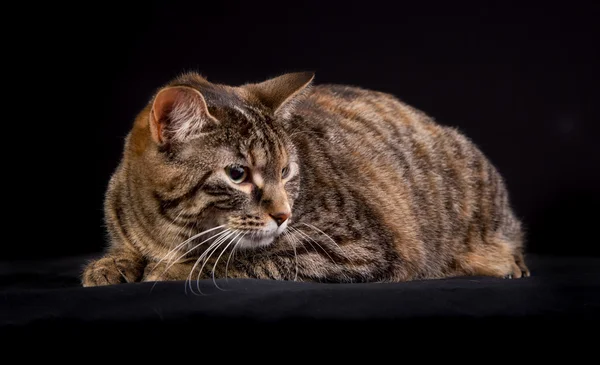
[82,256,143,287]
[504,254,531,279]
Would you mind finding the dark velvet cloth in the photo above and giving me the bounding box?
[2,253,599,348]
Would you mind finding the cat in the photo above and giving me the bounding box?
[82,71,530,287]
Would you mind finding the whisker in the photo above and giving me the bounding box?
[292,233,302,281]
[283,230,299,281]
[189,230,237,295]
[184,252,205,296]
[290,226,337,264]
[150,229,230,292]
[156,224,227,271]
[301,223,343,252]
[289,228,310,256]
[195,229,238,294]
[185,229,233,295]
[184,231,228,296]
[289,226,317,256]
[167,224,228,262]
[210,230,244,291]
[225,232,247,284]
[150,227,228,281]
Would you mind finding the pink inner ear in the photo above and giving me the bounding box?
[149,86,217,145]
[149,88,185,144]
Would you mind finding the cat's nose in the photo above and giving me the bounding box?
[269,211,291,226]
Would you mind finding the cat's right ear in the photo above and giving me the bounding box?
[149,86,219,145]
[244,72,315,119]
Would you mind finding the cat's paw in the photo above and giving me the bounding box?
[82,256,143,287]
[503,259,531,279]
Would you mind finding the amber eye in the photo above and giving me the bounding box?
[282,165,290,179]
[226,165,248,184]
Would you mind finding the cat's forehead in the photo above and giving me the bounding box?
[170,74,291,168]
[239,127,289,168]
[171,75,260,117]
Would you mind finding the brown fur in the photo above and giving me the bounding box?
[82,71,530,287]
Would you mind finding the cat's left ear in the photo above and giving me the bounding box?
[245,72,315,119]
[148,86,219,145]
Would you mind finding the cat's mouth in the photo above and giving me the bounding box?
[234,220,288,250]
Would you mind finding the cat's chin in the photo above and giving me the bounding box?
[237,234,276,250]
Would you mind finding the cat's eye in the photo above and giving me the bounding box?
[226,165,248,184]
[282,165,291,179]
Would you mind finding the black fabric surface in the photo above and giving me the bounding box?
[2,254,599,347]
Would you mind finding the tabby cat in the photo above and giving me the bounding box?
[82,71,530,288]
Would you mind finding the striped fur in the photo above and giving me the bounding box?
[82,71,529,287]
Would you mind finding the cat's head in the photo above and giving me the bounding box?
[125,71,314,249]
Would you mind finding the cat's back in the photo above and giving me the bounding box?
[294,83,451,144]
[292,83,465,165]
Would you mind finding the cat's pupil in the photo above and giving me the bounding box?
[227,165,247,183]
[282,166,289,178]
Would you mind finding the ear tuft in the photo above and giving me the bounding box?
[245,72,315,118]
[149,86,218,145]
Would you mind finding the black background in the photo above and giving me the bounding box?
[11,1,599,259]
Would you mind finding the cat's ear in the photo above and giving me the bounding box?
[246,72,315,118]
[149,86,219,145]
